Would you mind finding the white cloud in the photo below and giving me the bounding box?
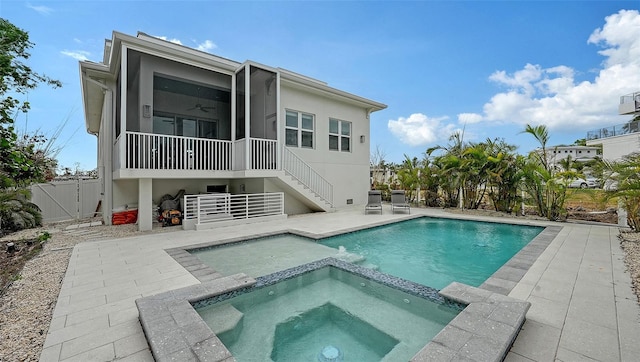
[60,50,90,61]
[473,9,640,131]
[588,9,640,67]
[155,36,183,45]
[196,40,217,52]
[458,113,483,124]
[388,113,458,146]
[152,36,217,53]
[27,3,53,15]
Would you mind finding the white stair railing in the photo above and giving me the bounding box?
[282,148,333,206]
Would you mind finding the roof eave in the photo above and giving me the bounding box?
[280,70,386,112]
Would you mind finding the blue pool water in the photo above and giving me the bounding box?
[196,265,460,361]
[319,217,543,290]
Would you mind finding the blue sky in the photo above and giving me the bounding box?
[3,1,640,171]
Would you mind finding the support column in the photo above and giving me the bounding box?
[138,178,153,231]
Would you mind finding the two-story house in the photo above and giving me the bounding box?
[545,145,601,169]
[80,31,386,231]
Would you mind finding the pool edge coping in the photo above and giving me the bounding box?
[135,265,530,362]
[138,218,560,361]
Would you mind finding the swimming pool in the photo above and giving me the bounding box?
[319,217,543,289]
[191,217,543,290]
[142,216,556,361]
[194,259,461,361]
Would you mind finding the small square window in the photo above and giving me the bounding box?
[285,110,314,148]
[329,118,351,152]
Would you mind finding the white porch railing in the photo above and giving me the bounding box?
[183,192,284,227]
[282,148,333,206]
[124,131,232,170]
[250,138,278,170]
[119,132,278,172]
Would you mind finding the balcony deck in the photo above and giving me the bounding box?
[619,91,640,115]
[113,131,278,178]
[586,119,640,141]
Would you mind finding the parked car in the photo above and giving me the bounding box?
[568,177,600,189]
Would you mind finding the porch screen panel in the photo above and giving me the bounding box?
[236,68,245,140]
[249,66,277,140]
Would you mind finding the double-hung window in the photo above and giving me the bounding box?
[285,110,314,148]
[329,118,351,152]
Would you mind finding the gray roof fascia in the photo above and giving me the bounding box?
[110,31,240,74]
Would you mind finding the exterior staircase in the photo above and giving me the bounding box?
[278,148,335,212]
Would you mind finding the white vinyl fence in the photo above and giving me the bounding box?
[30,179,101,222]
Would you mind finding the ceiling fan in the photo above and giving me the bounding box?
[186,103,216,113]
[186,87,216,112]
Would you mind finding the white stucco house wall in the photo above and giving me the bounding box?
[80,31,386,230]
[586,91,640,162]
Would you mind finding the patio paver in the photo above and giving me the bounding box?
[39,207,640,361]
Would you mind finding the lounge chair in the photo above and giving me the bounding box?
[365,190,382,214]
[391,190,410,214]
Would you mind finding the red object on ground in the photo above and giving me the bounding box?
[112,209,138,225]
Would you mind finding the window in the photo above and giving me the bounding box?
[329,118,351,152]
[285,110,314,148]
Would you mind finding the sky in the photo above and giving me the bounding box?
[2,1,640,171]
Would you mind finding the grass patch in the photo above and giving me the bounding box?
[565,189,618,211]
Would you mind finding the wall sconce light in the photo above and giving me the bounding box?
[142,105,151,118]
[360,135,365,143]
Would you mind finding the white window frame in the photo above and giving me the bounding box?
[329,118,351,152]
[285,110,314,148]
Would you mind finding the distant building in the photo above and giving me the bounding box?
[545,145,601,169]
[586,91,640,162]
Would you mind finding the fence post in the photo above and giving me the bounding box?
[245,194,249,219]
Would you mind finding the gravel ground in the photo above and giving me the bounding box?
[620,230,640,303]
[0,213,639,361]
[0,219,171,362]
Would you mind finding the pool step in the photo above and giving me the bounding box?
[201,303,244,336]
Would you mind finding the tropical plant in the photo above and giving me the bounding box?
[483,138,523,213]
[603,153,640,231]
[0,18,61,232]
[0,187,41,232]
[557,154,574,172]
[418,153,440,207]
[396,155,419,202]
[520,124,569,220]
[428,132,465,207]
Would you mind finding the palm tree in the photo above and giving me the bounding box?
[520,124,568,220]
[483,138,522,213]
[521,124,550,171]
[558,155,574,172]
[396,155,419,202]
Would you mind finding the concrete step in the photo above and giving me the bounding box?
[200,303,244,336]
